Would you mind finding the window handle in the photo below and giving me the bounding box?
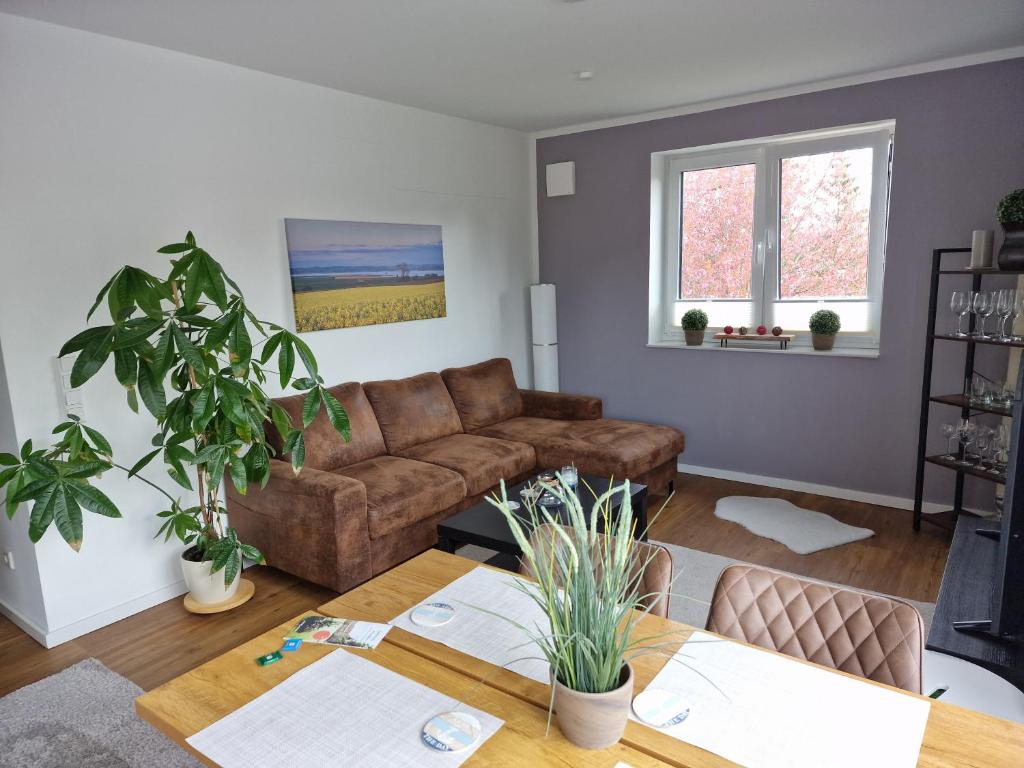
[755,239,765,266]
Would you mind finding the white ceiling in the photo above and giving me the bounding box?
[2,0,1022,131]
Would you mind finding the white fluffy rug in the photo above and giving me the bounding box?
[714,496,874,554]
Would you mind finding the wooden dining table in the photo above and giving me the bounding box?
[319,549,1024,768]
[137,548,1024,767]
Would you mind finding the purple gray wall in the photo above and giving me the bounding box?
[536,58,1024,507]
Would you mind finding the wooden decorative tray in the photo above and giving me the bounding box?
[712,333,795,349]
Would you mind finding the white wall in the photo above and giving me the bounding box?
[0,13,532,644]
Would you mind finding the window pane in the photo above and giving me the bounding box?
[680,164,755,299]
[779,148,873,299]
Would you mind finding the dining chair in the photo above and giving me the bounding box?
[519,523,673,617]
[705,564,925,693]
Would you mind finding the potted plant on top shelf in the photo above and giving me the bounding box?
[485,477,674,750]
[0,232,350,608]
[809,309,841,351]
[681,309,708,346]
[997,188,1024,271]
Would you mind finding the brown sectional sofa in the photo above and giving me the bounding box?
[226,358,685,593]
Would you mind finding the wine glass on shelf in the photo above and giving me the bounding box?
[997,289,1015,341]
[977,291,996,339]
[975,426,993,469]
[1013,295,1024,342]
[950,291,969,337]
[957,418,977,465]
[941,423,959,459]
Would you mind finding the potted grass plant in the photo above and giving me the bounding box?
[485,477,667,749]
[0,232,349,607]
[809,309,841,351]
[681,309,708,346]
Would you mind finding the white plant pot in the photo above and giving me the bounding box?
[181,552,240,605]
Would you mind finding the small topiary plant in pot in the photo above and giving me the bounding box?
[809,309,841,350]
[681,309,708,346]
[997,188,1024,270]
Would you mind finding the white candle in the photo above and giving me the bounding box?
[971,229,994,269]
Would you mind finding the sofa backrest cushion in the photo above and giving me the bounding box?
[440,358,523,432]
[265,382,386,470]
[363,372,464,453]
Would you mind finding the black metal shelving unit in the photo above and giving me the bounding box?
[912,248,1024,532]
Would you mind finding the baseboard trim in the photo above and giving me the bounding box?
[39,578,189,648]
[676,461,986,516]
[0,599,49,646]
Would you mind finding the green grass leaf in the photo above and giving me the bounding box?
[278,338,295,389]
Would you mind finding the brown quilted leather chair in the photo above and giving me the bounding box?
[706,564,925,692]
[519,523,673,617]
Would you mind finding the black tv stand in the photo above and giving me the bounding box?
[929,517,1024,691]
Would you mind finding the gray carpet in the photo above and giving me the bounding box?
[456,541,935,637]
[0,658,200,768]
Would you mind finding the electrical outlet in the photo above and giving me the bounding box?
[1,552,14,570]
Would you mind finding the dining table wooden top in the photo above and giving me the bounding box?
[318,548,1024,768]
[135,607,675,768]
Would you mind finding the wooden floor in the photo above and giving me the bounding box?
[0,472,951,697]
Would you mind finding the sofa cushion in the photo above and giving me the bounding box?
[264,382,386,471]
[474,417,685,481]
[363,372,464,453]
[562,418,686,478]
[440,358,523,432]
[334,455,466,539]
[394,433,536,495]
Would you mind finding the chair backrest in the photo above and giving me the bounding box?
[705,564,925,693]
[519,523,673,618]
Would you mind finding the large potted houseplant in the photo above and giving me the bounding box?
[809,309,841,351]
[681,309,708,346]
[997,188,1024,271]
[0,232,349,606]
[485,478,666,750]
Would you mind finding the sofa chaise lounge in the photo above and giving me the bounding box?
[226,358,685,593]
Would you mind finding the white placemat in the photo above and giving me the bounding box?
[631,631,930,768]
[391,566,551,684]
[186,649,503,767]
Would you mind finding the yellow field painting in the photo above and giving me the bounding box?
[293,280,446,332]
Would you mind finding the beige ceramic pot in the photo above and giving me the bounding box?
[684,329,705,346]
[553,664,634,749]
[181,552,240,605]
[812,333,836,351]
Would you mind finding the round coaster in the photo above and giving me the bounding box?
[421,711,481,752]
[632,689,690,728]
[410,602,456,627]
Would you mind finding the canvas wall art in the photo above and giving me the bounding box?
[285,218,446,332]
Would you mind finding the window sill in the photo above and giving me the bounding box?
[647,340,879,359]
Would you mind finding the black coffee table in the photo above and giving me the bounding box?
[437,473,648,571]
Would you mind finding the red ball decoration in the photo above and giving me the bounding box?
[771,326,783,336]
[757,325,767,335]
[724,325,734,335]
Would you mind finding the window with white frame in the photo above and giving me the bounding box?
[651,122,893,350]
